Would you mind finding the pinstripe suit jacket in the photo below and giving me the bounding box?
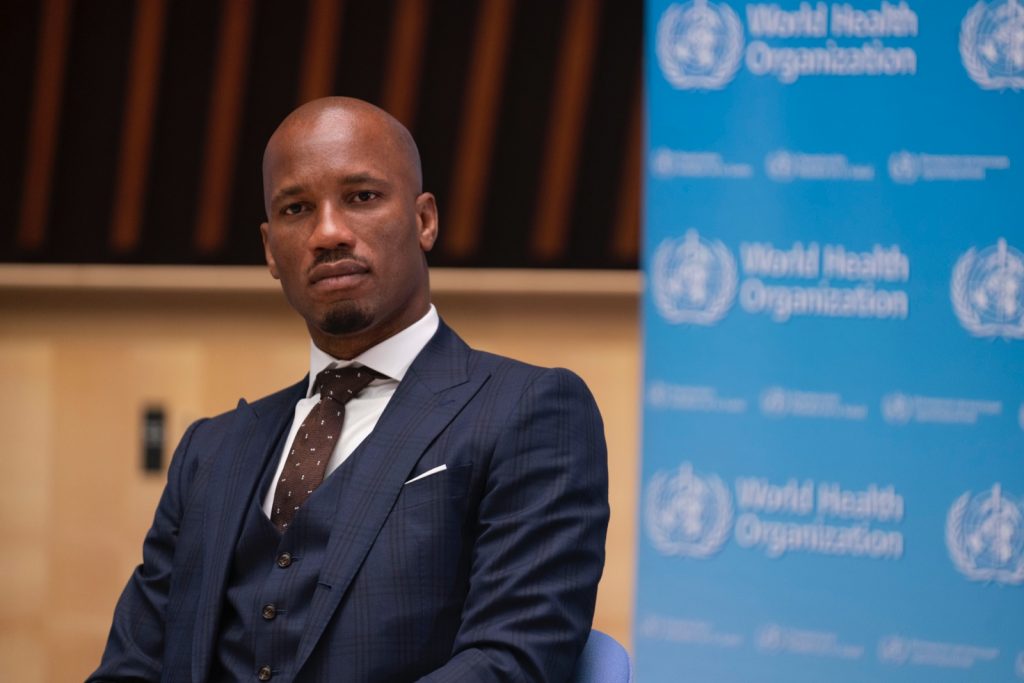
[89,322,609,682]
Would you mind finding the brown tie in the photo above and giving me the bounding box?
[270,365,380,532]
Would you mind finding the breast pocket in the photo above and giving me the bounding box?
[396,463,473,510]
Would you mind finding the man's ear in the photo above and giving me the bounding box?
[260,222,280,279]
[416,192,439,252]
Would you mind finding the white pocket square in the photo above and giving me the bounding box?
[404,464,447,485]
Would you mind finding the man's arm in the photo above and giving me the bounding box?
[419,367,610,683]
[87,419,205,683]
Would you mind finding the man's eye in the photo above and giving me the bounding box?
[282,203,305,216]
[352,191,379,203]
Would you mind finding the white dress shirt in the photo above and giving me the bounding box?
[261,305,440,517]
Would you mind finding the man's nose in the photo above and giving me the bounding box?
[309,203,356,248]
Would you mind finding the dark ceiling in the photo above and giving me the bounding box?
[0,0,641,269]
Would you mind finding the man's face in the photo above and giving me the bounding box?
[260,107,438,358]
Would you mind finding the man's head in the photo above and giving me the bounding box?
[261,97,438,359]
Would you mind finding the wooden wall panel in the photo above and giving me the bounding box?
[0,342,54,682]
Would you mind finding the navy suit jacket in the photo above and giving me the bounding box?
[90,322,609,682]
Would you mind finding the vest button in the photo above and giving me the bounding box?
[276,552,292,568]
[257,665,273,680]
[261,603,277,620]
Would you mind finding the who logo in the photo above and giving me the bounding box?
[946,483,1024,585]
[644,462,733,558]
[877,635,912,666]
[961,0,1024,90]
[951,238,1024,339]
[651,229,737,325]
[887,151,922,184]
[656,0,744,90]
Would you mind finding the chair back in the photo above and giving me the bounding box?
[569,629,631,683]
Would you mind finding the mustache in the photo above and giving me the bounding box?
[312,249,369,269]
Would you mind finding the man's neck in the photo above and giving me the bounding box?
[306,305,439,393]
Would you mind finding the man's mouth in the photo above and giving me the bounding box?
[309,260,370,289]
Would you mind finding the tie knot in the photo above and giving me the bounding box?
[313,365,382,405]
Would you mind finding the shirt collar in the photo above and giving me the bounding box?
[306,304,439,397]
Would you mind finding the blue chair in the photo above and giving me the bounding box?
[570,629,632,683]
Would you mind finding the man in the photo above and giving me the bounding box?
[90,97,609,682]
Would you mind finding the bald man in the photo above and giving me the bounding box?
[90,98,609,683]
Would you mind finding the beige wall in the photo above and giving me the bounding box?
[0,268,640,682]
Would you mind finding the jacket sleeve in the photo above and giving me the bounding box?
[86,419,206,683]
[416,368,610,683]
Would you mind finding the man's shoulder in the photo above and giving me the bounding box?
[463,346,597,408]
[438,322,593,392]
[465,346,540,374]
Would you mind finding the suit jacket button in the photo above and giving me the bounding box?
[261,604,277,620]
[276,552,292,568]
[257,665,273,680]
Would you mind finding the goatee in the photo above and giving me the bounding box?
[320,305,373,335]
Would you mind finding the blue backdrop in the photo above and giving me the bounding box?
[638,1,1024,680]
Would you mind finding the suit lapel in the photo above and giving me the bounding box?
[192,379,306,682]
[294,322,489,673]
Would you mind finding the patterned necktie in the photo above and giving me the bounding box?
[270,365,380,532]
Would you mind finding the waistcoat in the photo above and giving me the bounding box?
[213,434,353,682]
